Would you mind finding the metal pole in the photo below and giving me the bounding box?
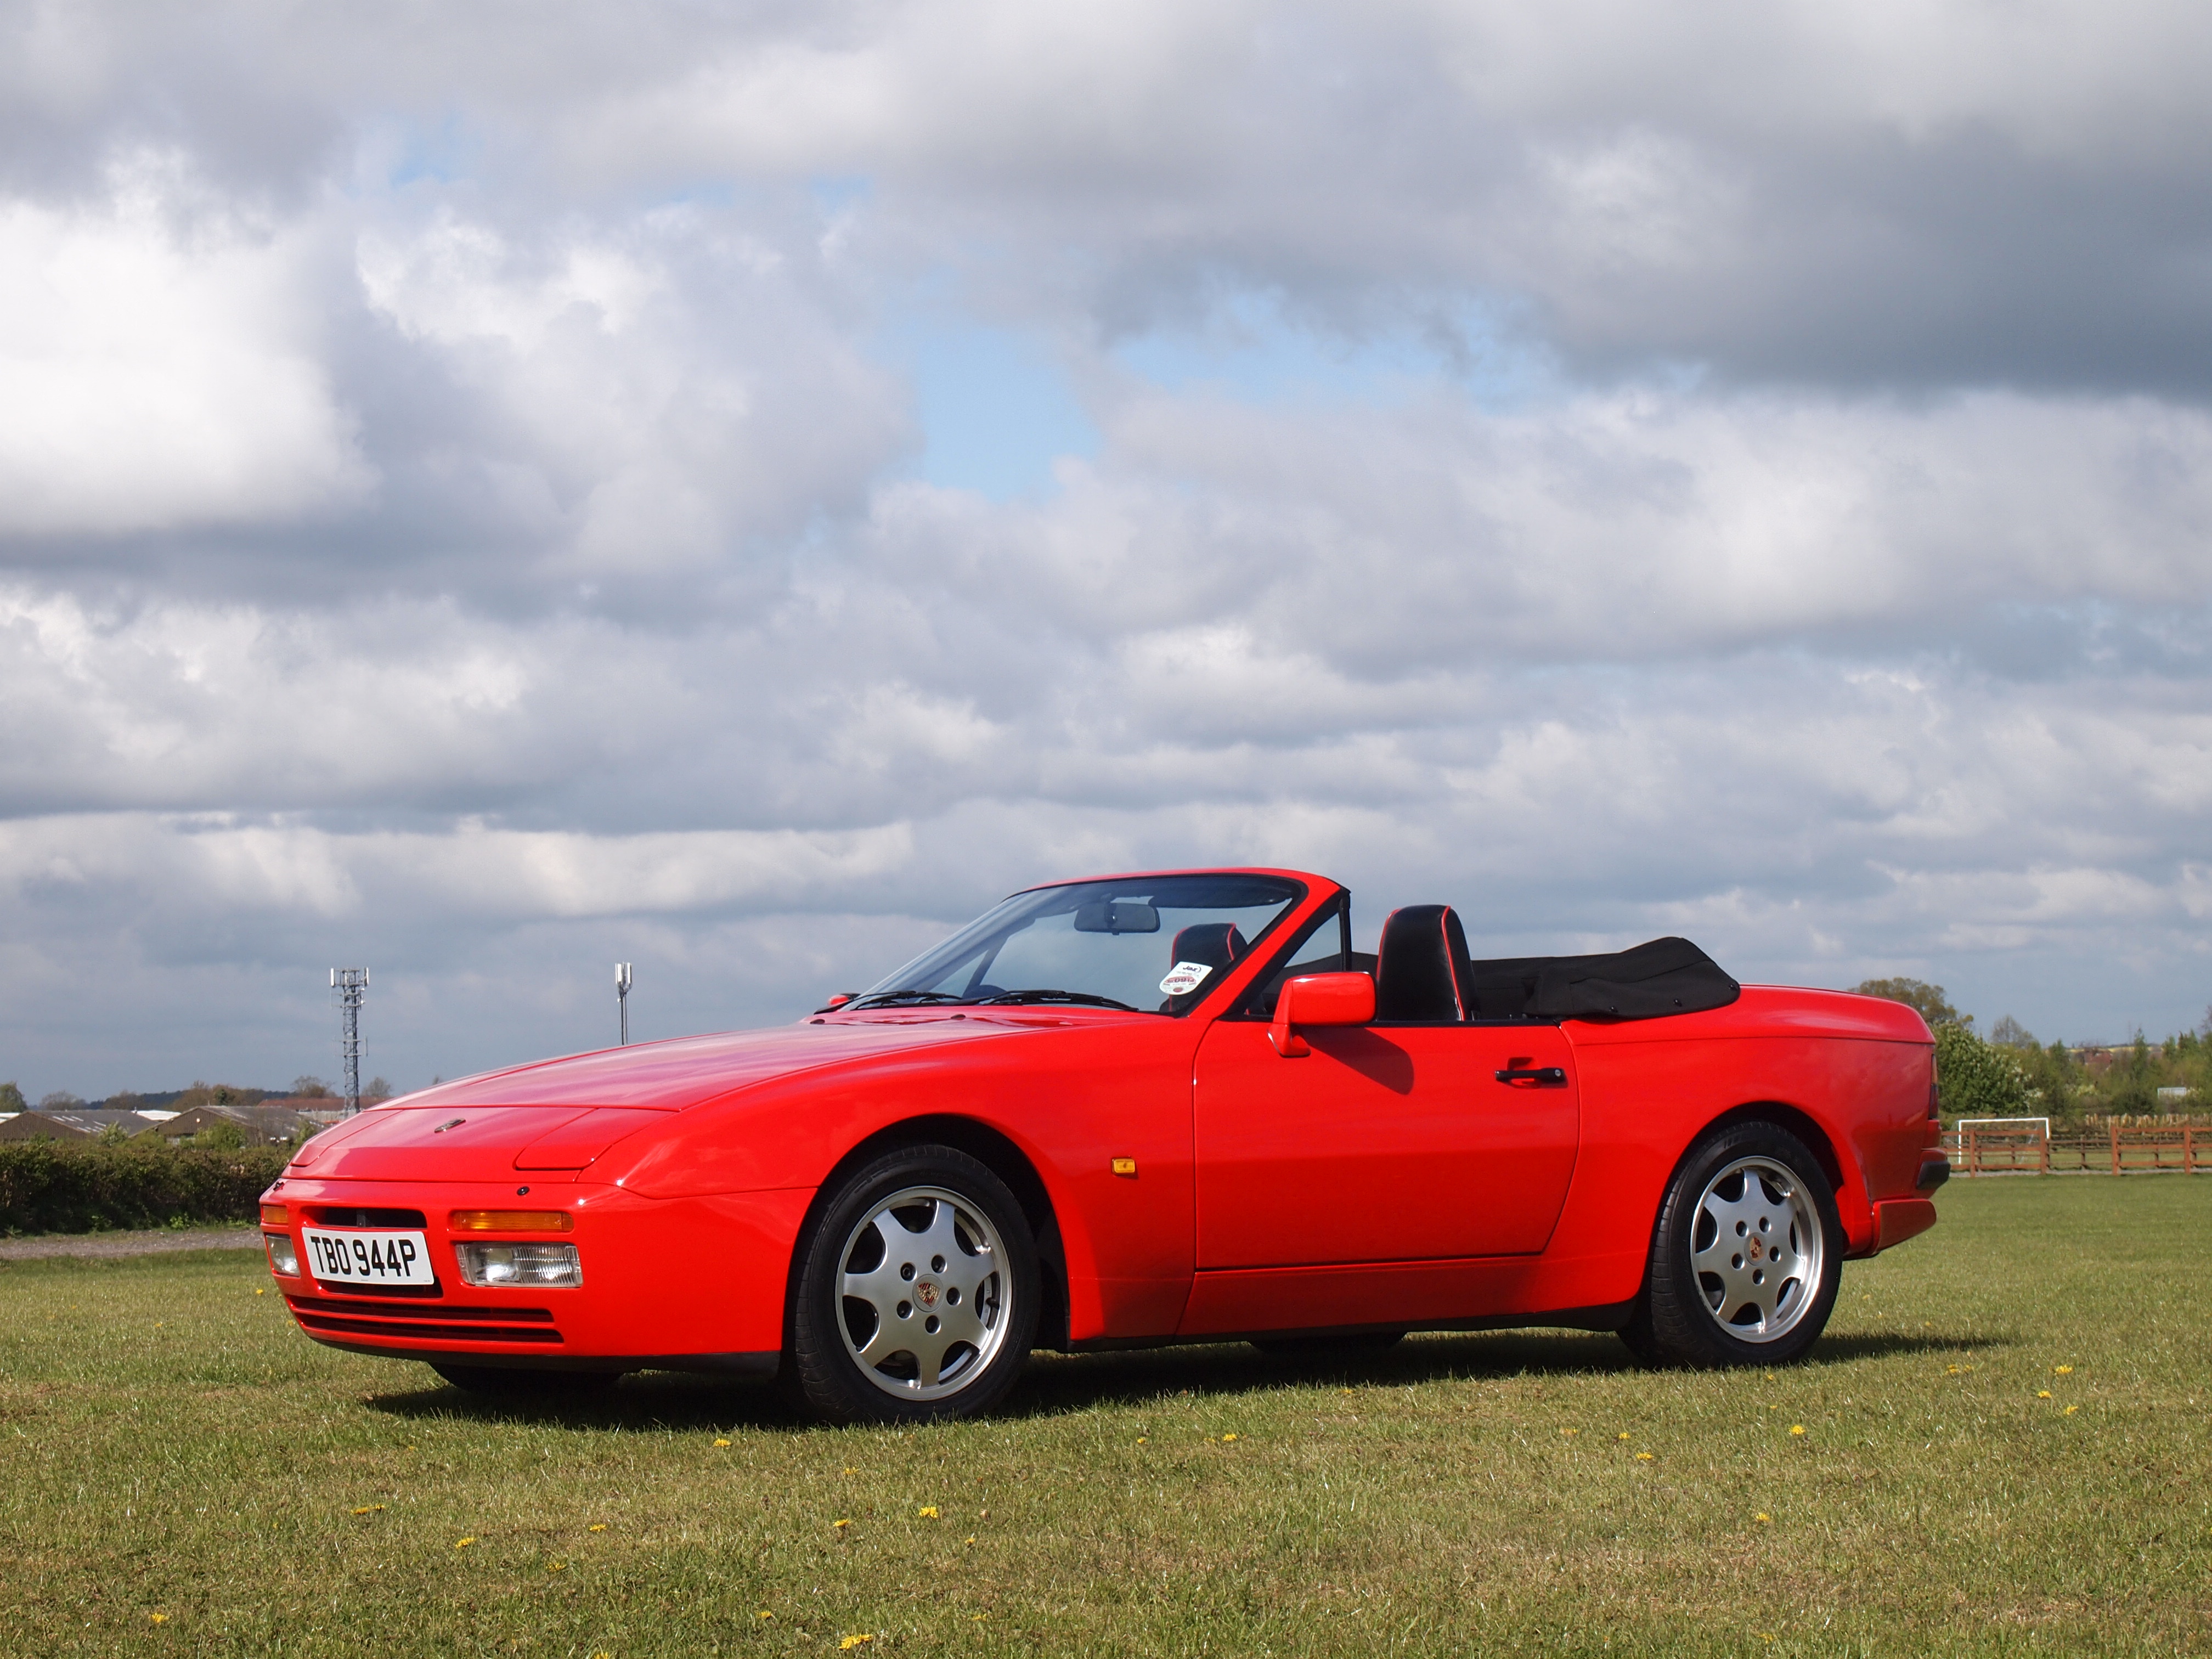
[330,968,369,1116]
[616,963,632,1046]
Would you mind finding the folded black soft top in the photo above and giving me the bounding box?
[1462,935,1741,1022]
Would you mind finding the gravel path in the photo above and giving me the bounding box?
[0,1227,262,1261]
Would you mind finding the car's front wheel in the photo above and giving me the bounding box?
[1621,1121,1842,1368]
[787,1145,1039,1424]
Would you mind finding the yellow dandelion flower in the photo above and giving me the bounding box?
[149,1613,168,1624]
[1763,1373,1775,1381]
[2037,1390,2052,1399]
[918,1506,940,1519]
[840,1637,874,1650]
[1136,1436,1148,1444]
[1341,1387,1356,1395]
[1560,1427,1578,1437]
[834,1519,851,1530]
[842,1466,858,1475]
[1789,1424,1806,1436]
[965,1536,977,1544]
[351,1504,385,1515]
[1754,1513,1771,1524]
[2063,1404,2079,1417]
[455,1537,476,1549]
[713,1437,731,1447]
[547,1562,566,1573]
[255,1288,266,1296]
[2055,1364,2074,1375]
[757,1611,774,1620]
[1635,1451,1655,1462]
[1221,1432,1239,1442]
[1617,1432,1631,1441]
[588,1523,607,1532]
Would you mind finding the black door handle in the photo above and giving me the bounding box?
[1495,1066,1567,1086]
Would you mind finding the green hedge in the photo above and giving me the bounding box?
[0,1142,288,1235]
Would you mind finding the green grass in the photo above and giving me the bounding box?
[1,1179,2207,1656]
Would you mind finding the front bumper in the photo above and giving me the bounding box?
[261,1175,812,1370]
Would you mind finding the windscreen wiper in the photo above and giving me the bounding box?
[844,990,974,1011]
[972,989,1143,1012]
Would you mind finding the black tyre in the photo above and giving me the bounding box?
[1251,1330,1406,1358]
[430,1364,622,1398]
[1621,1121,1842,1368]
[787,1144,1040,1424]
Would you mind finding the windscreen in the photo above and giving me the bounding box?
[854,874,1306,1015]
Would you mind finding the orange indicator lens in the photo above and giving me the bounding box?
[259,1203,289,1226]
[449,1210,572,1232]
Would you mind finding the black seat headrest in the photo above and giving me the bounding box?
[1374,904,1471,1022]
[1169,922,1248,972]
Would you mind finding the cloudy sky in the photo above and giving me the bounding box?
[5,0,2211,1098]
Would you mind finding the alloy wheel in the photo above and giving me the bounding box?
[836,1186,1010,1400]
[1689,1155,1825,1343]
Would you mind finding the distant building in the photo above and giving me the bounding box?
[0,1109,165,1142]
[143,1101,315,1147]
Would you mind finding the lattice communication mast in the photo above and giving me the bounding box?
[331,968,369,1116]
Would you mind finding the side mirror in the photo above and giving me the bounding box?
[1270,972,1375,1057]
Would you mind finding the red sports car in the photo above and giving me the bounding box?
[259,868,1945,1421]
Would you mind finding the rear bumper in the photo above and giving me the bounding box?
[1871,1197,1938,1252]
[262,1176,813,1367]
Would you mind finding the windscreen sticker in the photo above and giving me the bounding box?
[1159,961,1214,997]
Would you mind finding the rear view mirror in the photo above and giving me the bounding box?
[1073,900,1161,934]
[1271,972,1375,1057]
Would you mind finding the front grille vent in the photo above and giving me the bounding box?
[285,1295,555,1324]
[316,1279,445,1301]
[293,1311,563,1345]
[308,1206,428,1228]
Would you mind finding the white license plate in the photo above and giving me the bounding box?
[301,1227,435,1286]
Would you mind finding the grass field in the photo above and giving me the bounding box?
[1,1178,2206,1657]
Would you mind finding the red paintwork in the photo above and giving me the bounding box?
[262,868,1938,1373]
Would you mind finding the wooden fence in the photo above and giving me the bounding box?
[1956,1123,2205,1175]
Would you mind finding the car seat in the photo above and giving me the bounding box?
[1373,904,1472,1022]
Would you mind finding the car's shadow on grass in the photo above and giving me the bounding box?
[357,1326,1992,1432]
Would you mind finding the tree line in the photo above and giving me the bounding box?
[1850,978,2208,1122]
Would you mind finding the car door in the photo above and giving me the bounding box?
[1190,1013,1581,1268]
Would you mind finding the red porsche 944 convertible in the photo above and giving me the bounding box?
[261,868,1946,1421]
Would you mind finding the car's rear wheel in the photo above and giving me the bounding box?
[787,1145,1039,1424]
[429,1364,622,1398]
[1621,1121,1842,1368]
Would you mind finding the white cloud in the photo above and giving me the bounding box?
[0,153,369,534]
[2,0,2211,1095]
